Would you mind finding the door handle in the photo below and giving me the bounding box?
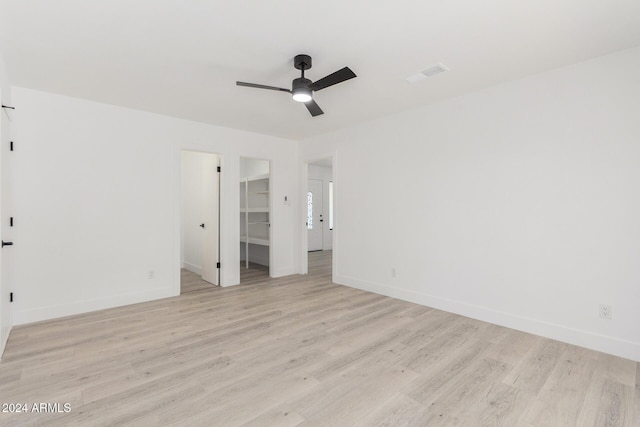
[200,224,205,228]
[2,241,13,247]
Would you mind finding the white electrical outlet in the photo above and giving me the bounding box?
[148,270,155,280]
[599,304,612,320]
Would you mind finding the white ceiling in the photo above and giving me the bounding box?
[1,1,639,140]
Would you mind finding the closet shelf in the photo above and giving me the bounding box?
[240,173,269,183]
[240,236,269,246]
[241,169,270,269]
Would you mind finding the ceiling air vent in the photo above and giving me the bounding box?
[405,63,449,83]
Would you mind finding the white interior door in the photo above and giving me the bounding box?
[201,154,219,285]
[0,93,13,353]
[307,179,323,251]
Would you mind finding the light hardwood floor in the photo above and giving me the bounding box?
[1,250,638,426]
[180,260,270,294]
[239,261,270,285]
[180,269,215,294]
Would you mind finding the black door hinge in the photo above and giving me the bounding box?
[217,166,221,173]
[216,262,221,269]
[10,217,13,227]
[9,292,13,303]
[10,141,14,151]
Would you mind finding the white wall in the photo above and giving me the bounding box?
[181,151,218,275]
[11,87,299,325]
[308,164,333,250]
[0,53,12,356]
[300,47,640,362]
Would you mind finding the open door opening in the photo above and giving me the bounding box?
[0,90,14,356]
[239,157,271,284]
[307,157,333,279]
[180,150,220,294]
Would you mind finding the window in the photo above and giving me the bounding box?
[329,181,334,230]
[307,191,313,229]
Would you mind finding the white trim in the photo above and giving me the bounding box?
[176,147,231,288]
[335,274,640,362]
[13,288,175,326]
[300,153,337,278]
[173,145,183,295]
[0,326,10,359]
[299,162,309,275]
[270,266,297,278]
[182,261,202,275]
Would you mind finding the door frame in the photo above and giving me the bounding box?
[239,156,273,279]
[175,148,222,294]
[0,88,13,357]
[306,178,324,252]
[300,155,335,278]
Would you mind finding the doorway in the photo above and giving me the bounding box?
[239,157,271,284]
[180,150,220,294]
[0,91,13,355]
[306,157,333,278]
[307,179,323,251]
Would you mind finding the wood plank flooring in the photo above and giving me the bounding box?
[181,259,269,294]
[239,261,270,284]
[180,269,215,294]
[1,250,638,426]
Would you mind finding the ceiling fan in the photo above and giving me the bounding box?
[236,54,357,117]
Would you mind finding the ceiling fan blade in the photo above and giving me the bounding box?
[304,99,324,117]
[236,81,291,93]
[308,67,356,92]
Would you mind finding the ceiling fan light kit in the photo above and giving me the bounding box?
[236,54,357,117]
[292,78,313,103]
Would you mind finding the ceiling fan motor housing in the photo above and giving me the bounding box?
[292,77,312,91]
[294,54,312,70]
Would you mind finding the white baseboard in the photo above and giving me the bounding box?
[335,274,640,362]
[270,266,297,278]
[182,261,202,275]
[220,282,240,288]
[12,288,176,326]
[0,325,10,359]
